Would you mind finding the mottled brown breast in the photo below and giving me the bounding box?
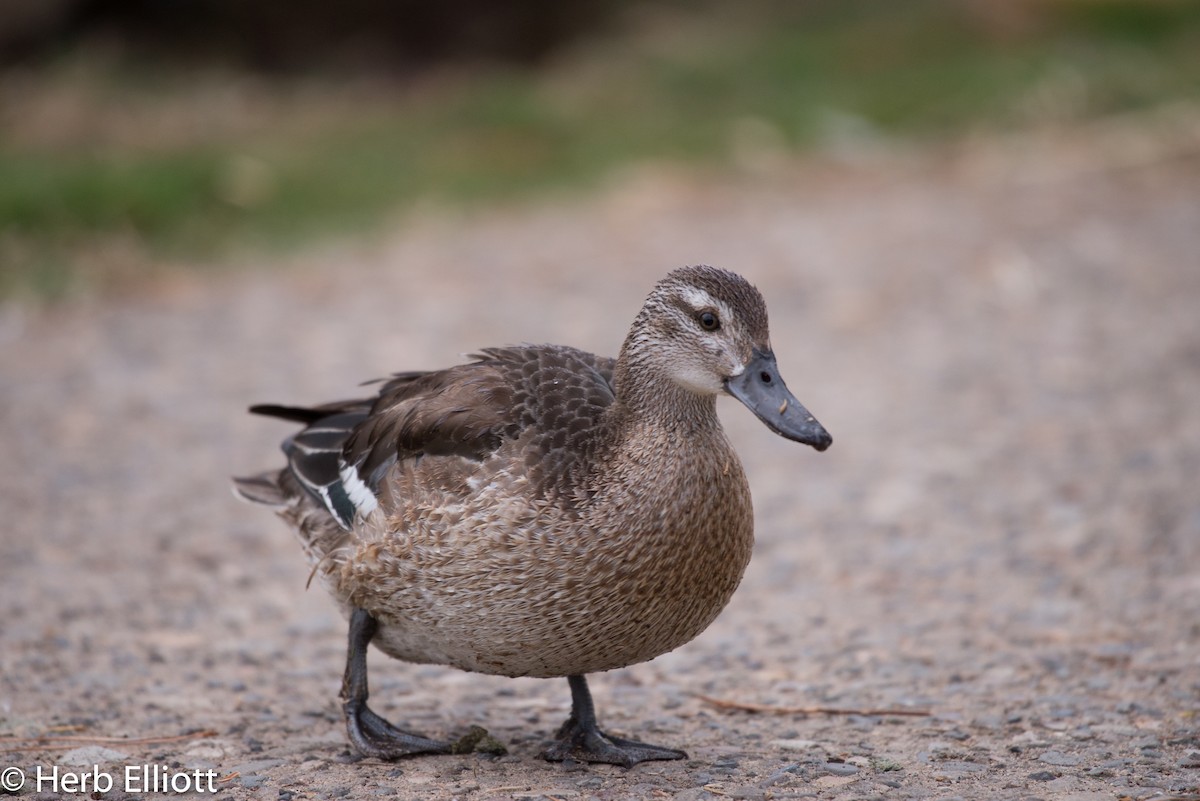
[328,394,755,678]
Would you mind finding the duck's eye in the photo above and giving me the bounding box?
[697,310,720,331]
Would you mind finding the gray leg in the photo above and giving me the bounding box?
[340,608,451,759]
[542,675,687,767]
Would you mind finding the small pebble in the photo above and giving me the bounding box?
[771,738,820,751]
[935,761,986,775]
[672,790,716,801]
[823,761,860,777]
[758,769,795,788]
[1038,750,1081,767]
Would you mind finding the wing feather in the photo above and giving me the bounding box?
[242,345,618,530]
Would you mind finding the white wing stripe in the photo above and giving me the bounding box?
[339,462,379,518]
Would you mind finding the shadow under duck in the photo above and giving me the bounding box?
[234,265,831,767]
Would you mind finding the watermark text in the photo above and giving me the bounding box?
[2,764,220,795]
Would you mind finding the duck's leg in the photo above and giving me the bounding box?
[542,675,687,767]
[340,608,451,759]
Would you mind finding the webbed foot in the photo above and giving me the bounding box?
[542,675,687,767]
[341,608,451,759]
[344,696,451,758]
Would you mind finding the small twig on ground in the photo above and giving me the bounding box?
[694,693,931,717]
[0,729,219,752]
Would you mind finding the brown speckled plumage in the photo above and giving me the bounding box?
[234,265,831,765]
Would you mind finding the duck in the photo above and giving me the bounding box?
[233,265,831,767]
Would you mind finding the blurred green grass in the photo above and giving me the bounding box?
[3,0,1199,300]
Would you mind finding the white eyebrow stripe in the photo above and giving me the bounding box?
[678,286,716,309]
[677,287,735,323]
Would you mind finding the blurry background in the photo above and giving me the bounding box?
[2,0,1199,299]
[3,5,1200,798]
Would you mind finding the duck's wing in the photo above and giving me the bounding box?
[238,346,616,531]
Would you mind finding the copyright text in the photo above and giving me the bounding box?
[1,764,220,795]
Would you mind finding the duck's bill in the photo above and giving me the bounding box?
[725,350,832,451]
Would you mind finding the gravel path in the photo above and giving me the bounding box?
[2,120,1199,800]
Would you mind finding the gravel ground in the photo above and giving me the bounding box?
[2,118,1199,801]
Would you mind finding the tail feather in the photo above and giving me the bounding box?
[238,398,376,589]
[232,470,290,507]
[233,468,352,590]
[249,404,331,424]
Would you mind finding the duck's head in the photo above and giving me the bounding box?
[623,265,832,452]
